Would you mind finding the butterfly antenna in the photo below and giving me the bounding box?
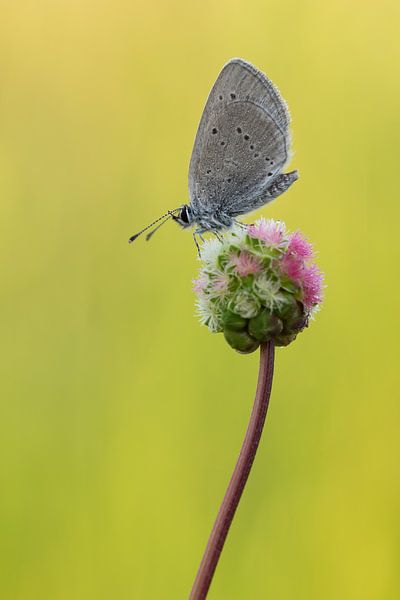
[128,208,180,244]
[145,215,173,241]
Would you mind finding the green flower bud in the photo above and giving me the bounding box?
[248,309,283,342]
[283,314,308,334]
[277,296,299,320]
[222,310,248,331]
[279,278,299,294]
[275,332,297,347]
[223,329,260,354]
[280,299,307,335]
[230,290,260,319]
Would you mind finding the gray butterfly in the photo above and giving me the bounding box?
[129,58,298,249]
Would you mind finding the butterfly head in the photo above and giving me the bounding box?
[173,204,193,229]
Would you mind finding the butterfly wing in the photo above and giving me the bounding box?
[228,170,299,217]
[188,58,292,215]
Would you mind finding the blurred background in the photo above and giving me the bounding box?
[1,1,399,598]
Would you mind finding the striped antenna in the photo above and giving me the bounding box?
[128,208,180,243]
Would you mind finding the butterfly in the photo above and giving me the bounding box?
[129,58,298,251]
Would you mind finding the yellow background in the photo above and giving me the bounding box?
[1,1,399,598]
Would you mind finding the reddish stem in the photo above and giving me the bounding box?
[189,341,275,599]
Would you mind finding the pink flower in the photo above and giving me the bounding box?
[287,231,313,259]
[248,219,285,246]
[230,251,261,277]
[192,273,208,293]
[212,272,230,292]
[280,253,304,283]
[280,239,323,310]
[302,264,324,308]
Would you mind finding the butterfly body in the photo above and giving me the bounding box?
[172,204,233,233]
[174,170,298,234]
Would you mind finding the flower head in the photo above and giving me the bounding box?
[248,219,286,246]
[200,238,223,267]
[193,218,324,353]
[280,253,304,282]
[287,231,314,259]
[230,251,261,277]
[211,271,230,293]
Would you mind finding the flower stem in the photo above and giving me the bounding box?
[189,341,275,599]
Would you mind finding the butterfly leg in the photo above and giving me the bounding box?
[193,232,202,258]
[234,220,250,230]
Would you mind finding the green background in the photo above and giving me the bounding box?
[1,1,399,598]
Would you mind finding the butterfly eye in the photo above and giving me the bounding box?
[180,207,188,223]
